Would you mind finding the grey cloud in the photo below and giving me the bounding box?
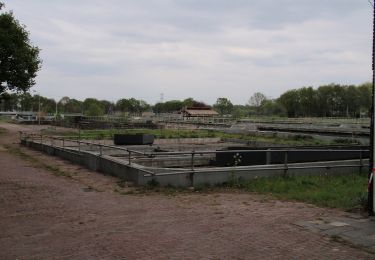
[6,0,373,104]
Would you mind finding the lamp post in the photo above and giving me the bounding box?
[370,0,375,216]
[32,90,41,125]
[38,94,41,125]
[55,98,58,118]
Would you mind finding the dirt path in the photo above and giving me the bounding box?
[0,122,373,259]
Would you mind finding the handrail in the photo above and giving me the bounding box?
[20,131,370,180]
[20,132,369,156]
[143,163,369,177]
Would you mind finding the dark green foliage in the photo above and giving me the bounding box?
[83,98,105,116]
[116,98,150,114]
[278,83,371,118]
[152,98,206,113]
[213,97,234,115]
[0,9,41,93]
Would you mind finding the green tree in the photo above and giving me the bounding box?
[213,97,233,115]
[248,92,266,115]
[0,3,41,94]
[83,98,104,116]
[0,92,18,111]
[64,98,82,114]
[153,100,183,113]
[278,90,301,117]
[260,100,287,117]
[357,83,371,115]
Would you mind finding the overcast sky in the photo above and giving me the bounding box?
[5,0,374,105]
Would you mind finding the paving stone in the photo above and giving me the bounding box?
[329,221,350,227]
[322,226,357,236]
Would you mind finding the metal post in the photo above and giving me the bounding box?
[266,149,271,165]
[283,151,288,176]
[62,138,65,148]
[359,150,363,175]
[128,151,131,165]
[38,94,41,125]
[78,141,81,153]
[190,151,195,187]
[99,145,102,156]
[370,0,375,216]
[191,151,195,170]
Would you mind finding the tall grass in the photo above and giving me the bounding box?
[234,174,368,210]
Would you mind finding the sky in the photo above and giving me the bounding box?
[5,0,374,105]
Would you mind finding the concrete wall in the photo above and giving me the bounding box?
[22,139,368,188]
[154,137,221,145]
[133,155,213,167]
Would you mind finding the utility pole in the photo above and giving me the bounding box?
[370,0,375,216]
[55,98,59,119]
[38,94,41,125]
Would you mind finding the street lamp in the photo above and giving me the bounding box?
[369,1,375,216]
[32,90,41,125]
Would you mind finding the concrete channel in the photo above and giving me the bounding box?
[20,133,369,187]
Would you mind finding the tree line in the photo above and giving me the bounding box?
[278,83,371,117]
[0,93,209,116]
[0,82,372,118]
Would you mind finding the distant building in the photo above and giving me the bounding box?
[181,106,219,118]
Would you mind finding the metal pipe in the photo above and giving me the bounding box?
[143,163,368,177]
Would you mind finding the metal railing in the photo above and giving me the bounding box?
[20,132,369,179]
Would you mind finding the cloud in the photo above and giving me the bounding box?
[6,0,373,104]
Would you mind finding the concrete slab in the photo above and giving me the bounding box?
[297,215,375,253]
[329,221,350,227]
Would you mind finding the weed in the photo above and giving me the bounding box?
[235,174,368,211]
[0,127,7,135]
[4,145,72,178]
[147,178,160,188]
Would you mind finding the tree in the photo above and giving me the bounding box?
[248,92,266,107]
[248,92,266,115]
[153,100,183,113]
[0,92,18,111]
[213,97,233,115]
[0,3,41,94]
[260,100,287,117]
[358,83,372,115]
[83,98,104,116]
[278,89,301,117]
[64,98,82,114]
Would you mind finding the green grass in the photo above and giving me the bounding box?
[0,116,12,123]
[115,173,368,211]
[46,128,331,146]
[0,127,7,135]
[228,174,368,211]
[4,145,71,178]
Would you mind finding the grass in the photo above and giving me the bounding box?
[0,116,11,122]
[44,128,333,146]
[4,145,71,178]
[0,127,7,135]
[224,174,368,211]
[133,173,368,211]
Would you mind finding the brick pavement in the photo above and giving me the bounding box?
[1,150,374,259]
[0,123,374,259]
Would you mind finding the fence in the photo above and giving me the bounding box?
[20,132,369,179]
